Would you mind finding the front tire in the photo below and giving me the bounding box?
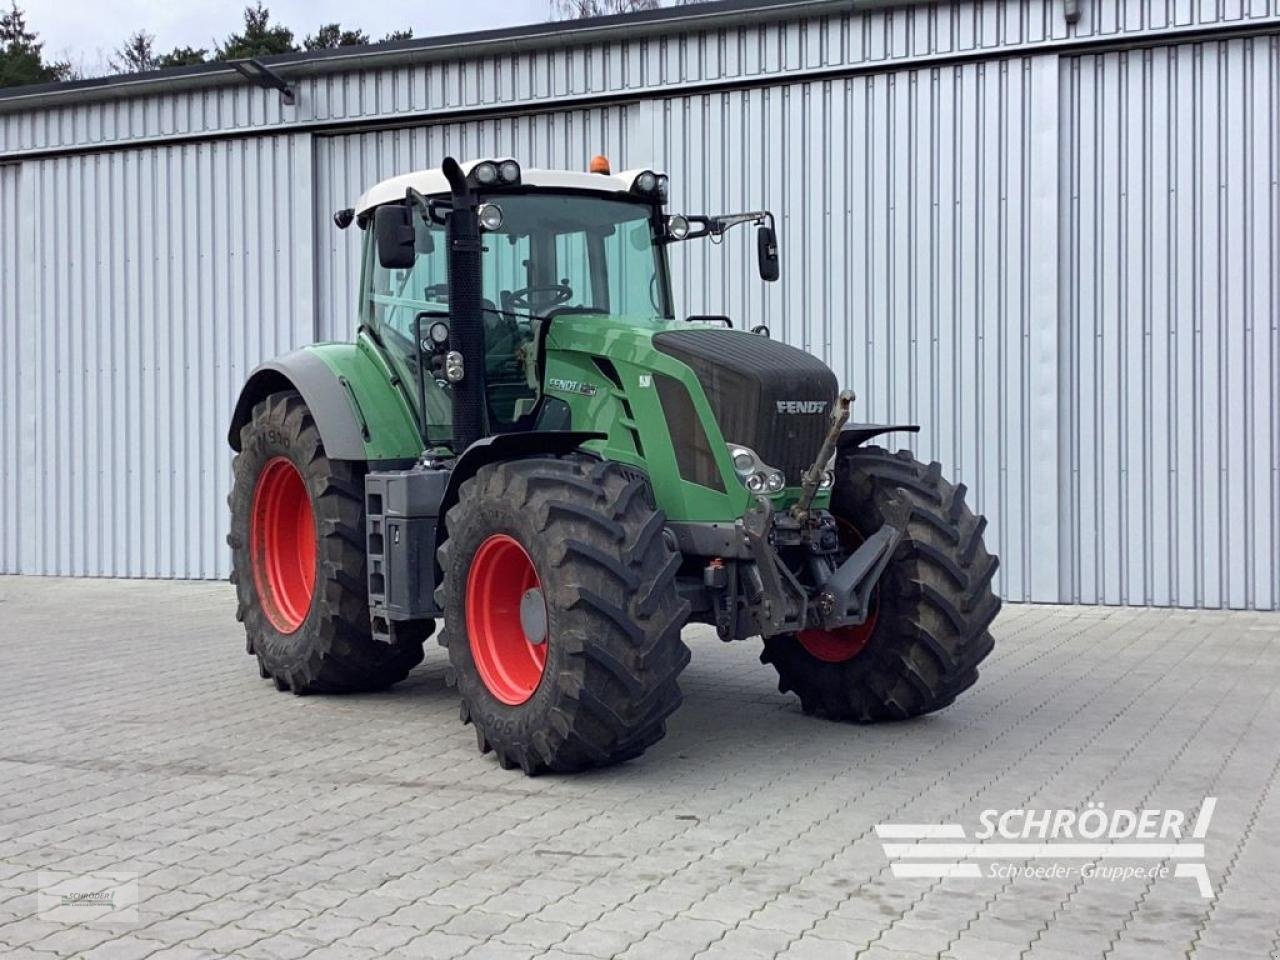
[228,390,428,693]
[437,458,690,775]
[761,446,1000,721]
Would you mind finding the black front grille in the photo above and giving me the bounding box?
[653,329,838,485]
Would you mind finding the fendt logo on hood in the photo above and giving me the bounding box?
[776,400,829,415]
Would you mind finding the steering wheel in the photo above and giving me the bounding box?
[508,283,573,311]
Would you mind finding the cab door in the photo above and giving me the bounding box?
[362,215,453,445]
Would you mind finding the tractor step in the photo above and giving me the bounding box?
[364,467,449,642]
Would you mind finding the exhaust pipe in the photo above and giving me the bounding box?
[442,156,487,451]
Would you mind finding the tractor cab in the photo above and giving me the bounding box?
[348,158,778,449]
[355,161,673,443]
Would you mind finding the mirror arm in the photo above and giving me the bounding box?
[405,186,453,226]
[671,211,780,281]
[708,210,773,236]
[404,187,430,219]
[426,199,451,226]
[669,211,774,242]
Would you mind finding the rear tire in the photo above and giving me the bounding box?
[228,390,428,694]
[437,457,690,774]
[761,446,999,721]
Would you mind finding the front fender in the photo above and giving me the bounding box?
[428,431,606,589]
[438,430,607,524]
[836,422,920,450]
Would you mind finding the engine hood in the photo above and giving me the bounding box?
[652,327,839,485]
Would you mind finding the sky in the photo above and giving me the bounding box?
[28,1,555,75]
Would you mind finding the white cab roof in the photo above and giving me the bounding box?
[354,158,661,214]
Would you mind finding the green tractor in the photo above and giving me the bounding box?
[227,156,1000,774]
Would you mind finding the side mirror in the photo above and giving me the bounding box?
[757,225,780,282]
[374,204,416,270]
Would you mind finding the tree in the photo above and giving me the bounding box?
[303,23,369,51]
[110,30,156,73]
[553,0,670,15]
[218,3,296,60]
[10,6,418,88]
[304,24,412,49]
[111,31,208,74]
[0,1,71,87]
[553,0,704,14]
[156,46,209,68]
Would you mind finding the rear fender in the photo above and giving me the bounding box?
[228,342,422,463]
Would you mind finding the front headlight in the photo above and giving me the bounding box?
[497,160,521,183]
[727,443,785,495]
[470,159,521,188]
[477,203,504,231]
[632,170,669,201]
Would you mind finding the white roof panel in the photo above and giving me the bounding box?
[354,159,663,214]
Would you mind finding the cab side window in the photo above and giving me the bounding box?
[607,219,660,317]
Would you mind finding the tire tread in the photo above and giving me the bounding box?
[442,457,690,774]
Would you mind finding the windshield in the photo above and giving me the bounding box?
[480,192,671,318]
[362,190,671,440]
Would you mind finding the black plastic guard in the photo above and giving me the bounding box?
[836,422,920,449]
[437,430,605,531]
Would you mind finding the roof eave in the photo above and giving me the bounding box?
[0,0,910,113]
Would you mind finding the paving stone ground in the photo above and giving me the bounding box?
[0,576,1277,959]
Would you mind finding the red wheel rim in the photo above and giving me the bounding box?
[797,610,879,663]
[797,518,880,663]
[250,457,317,634]
[466,534,547,706]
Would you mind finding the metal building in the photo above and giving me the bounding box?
[0,0,1277,609]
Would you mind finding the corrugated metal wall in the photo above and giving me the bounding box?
[1,164,19,573]
[11,136,313,578]
[1,1,1278,608]
[315,106,631,340]
[644,59,1063,602]
[1061,36,1280,609]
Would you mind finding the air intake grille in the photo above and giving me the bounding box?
[654,374,726,493]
